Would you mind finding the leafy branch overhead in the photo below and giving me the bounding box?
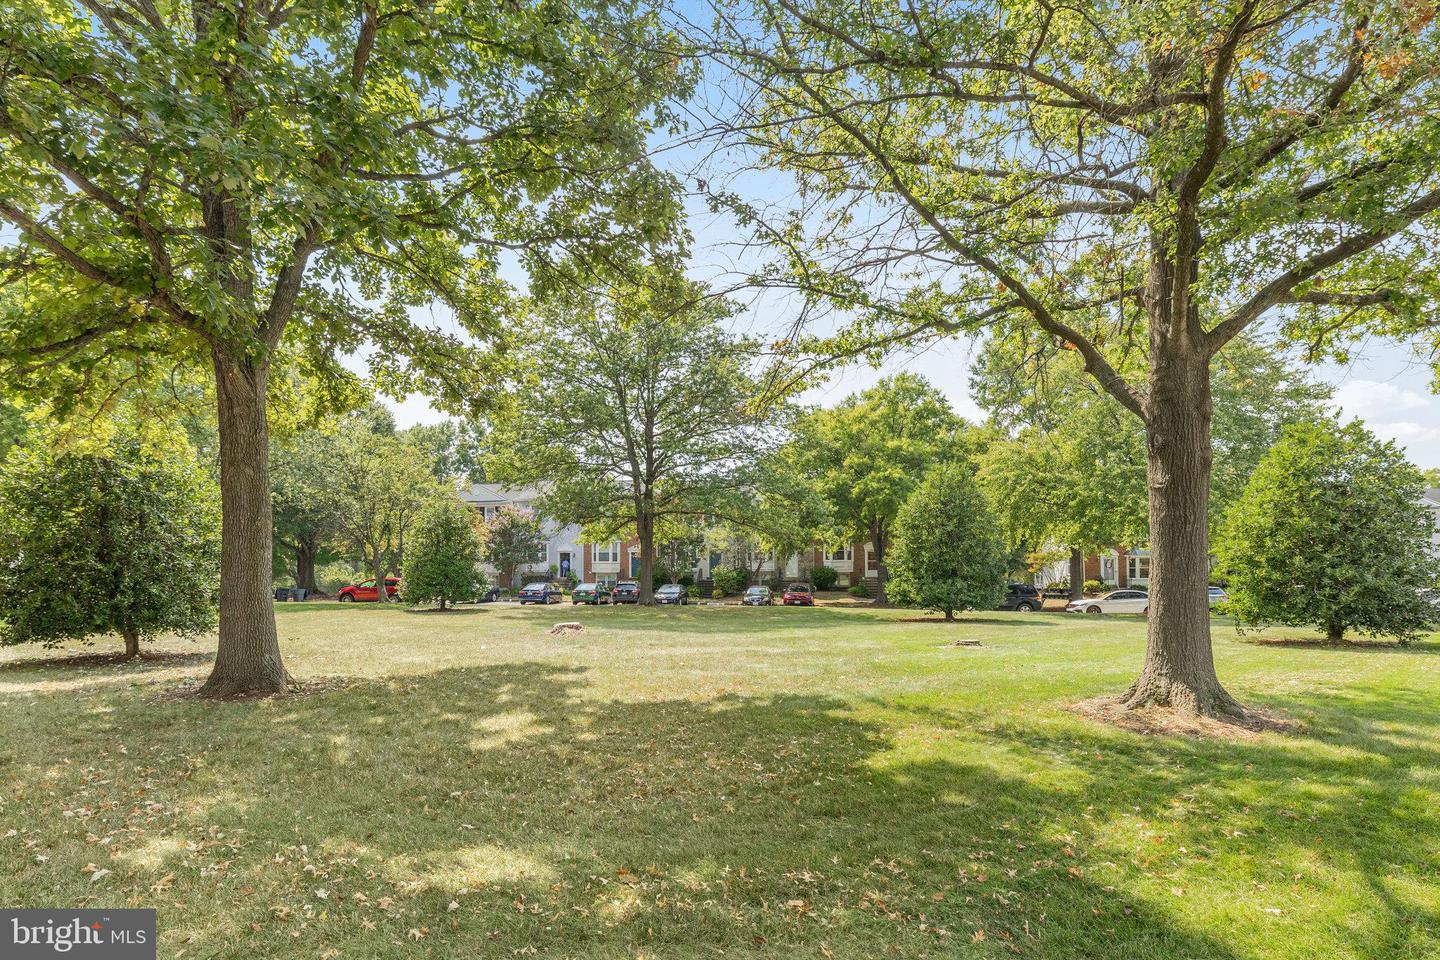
[0,0,693,412]
[702,0,1440,407]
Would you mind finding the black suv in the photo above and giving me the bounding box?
[996,583,1041,612]
[612,580,641,604]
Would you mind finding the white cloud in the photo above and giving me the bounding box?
[1328,379,1432,420]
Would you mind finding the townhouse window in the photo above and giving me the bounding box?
[1101,557,1116,581]
[532,542,548,564]
[593,542,619,563]
[1127,555,1151,581]
[824,546,852,562]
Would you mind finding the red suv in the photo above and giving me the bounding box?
[337,578,400,602]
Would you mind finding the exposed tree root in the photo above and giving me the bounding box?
[1073,693,1298,739]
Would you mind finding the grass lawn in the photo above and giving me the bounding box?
[3,603,1439,959]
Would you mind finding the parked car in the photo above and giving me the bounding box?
[742,585,773,606]
[612,581,641,604]
[1065,589,1149,614]
[655,584,689,605]
[782,583,815,606]
[337,577,400,602]
[1207,586,1230,606]
[997,583,1041,612]
[518,581,565,604]
[571,582,612,605]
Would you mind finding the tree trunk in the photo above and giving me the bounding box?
[870,521,888,605]
[295,538,318,595]
[636,498,655,604]
[196,351,290,697]
[374,550,389,604]
[1118,345,1241,718]
[943,609,955,622]
[122,625,140,658]
[1069,547,1085,601]
[1327,622,1345,643]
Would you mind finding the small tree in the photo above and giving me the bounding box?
[480,507,547,590]
[403,500,485,610]
[0,427,220,656]
[1216,421,1440,644]
[888,463,1008,622]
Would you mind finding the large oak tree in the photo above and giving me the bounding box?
[0,0,688,694]
[704,0,1440,716]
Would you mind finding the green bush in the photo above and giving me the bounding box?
[711,566,749,597]
[403,498,486,609]
[316,562,361,596]
[0,425,220,656]
[1083,579,1106,595]
[811,565,839,590]
[1216,419,1440,643]
[886,461,1007,620]
[686,584,701,599]
[847,582,870,598]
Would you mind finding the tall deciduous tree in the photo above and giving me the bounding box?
[0,0,689,695]
[0,425,220,657]
[1216,420,1440,643]
[705,0,1440,715]
[487,269,774,603]
[976,336,1328,593]
[331,433,442,602]
[781,374,965,603]
[270,426,343,596]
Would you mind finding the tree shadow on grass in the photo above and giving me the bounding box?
[891,685,1440,958]
[0,648,211,674]
[3,661,1273,960]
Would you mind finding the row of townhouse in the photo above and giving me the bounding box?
[462,484,1440,591]
[459,483,887,589]
[1034,488,1440,591]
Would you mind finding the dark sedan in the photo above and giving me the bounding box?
[612,580,641,604]
[782,583,815,606]
[742,585,773,606]
[655,584,689,605]
[518,581,564,604]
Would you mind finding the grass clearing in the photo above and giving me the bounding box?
[2,603,1439,958]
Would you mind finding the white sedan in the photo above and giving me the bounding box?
[1066,589,1149,614]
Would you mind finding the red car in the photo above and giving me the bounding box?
[782,583,815,606]
[337,577,400,602]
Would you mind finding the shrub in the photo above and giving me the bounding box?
[0,426,220,657]
[403,499,486,609]
[1045,579,1070,592]
[711,566,749,596]
[887,462,1008,620]
[687,584,701,599]
[1216,419,1440,643]
[1083,579,1105,595]
[847,582,870,598]
[316,562,361,596]
[811,565,839,591]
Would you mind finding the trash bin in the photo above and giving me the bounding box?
[274,588,292,602]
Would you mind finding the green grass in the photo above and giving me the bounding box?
[2,603,1439,959]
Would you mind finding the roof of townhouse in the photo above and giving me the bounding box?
[459,483,543,507]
